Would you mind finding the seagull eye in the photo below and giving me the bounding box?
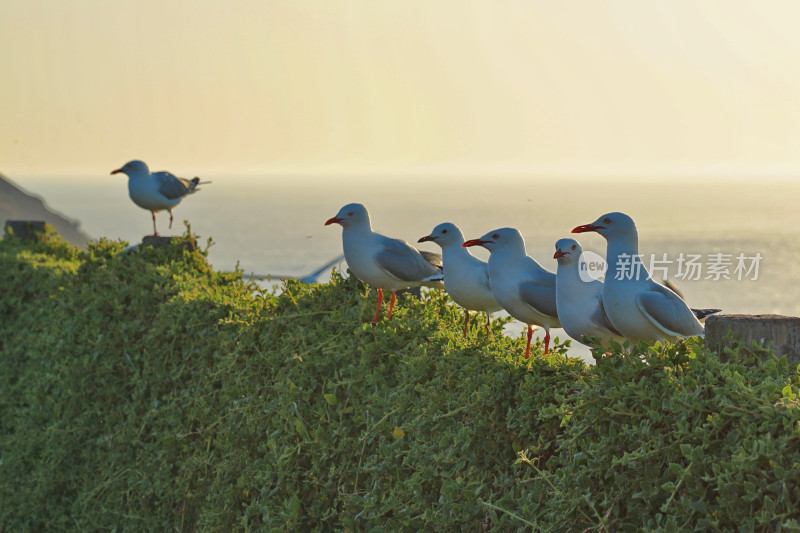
[441,229,447,234]
[571,244,576,250]
[347,212,354,216]
[603,217,611,224]
[492,233,499,239]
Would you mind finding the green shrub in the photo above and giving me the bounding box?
[1,232,798,531]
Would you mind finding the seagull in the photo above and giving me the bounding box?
[111,160,204,236]
[662,278,721,321]
[325,203,443,323]
[418,222,502,336]
[553,238,625,348]
[463,228,561,358]
[572,211,705,344]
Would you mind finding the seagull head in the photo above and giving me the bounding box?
[418,222,464,248]
[554,238,582,264]
[572,212,636,242]
[463,227,524,254]
[110,160,149,177]
[325,203,370,228]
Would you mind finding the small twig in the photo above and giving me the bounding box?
[353,402,405,492]
[263,310,335,321]
[432,405,468,421]
[661,463,691,514]
[479,500,540,528]
[518,453,558,493]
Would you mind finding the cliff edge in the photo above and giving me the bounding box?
[0,173,90,246]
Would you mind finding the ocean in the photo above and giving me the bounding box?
[14,173,800,361]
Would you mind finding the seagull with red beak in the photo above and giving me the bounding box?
[572,212,704,344]
[111,160,203,236]
[554,237,625,348]
[325,203,443,324]
[463,228,560,358]
[419,222,501,336]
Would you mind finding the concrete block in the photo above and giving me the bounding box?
[141,235,197,253]
[4,220,48,241]
[705,314,800,363]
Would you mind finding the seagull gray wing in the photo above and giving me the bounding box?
[155,171,198,200]
[419,250,443,271]
[375,237,440,282]
[590,298,623,336]
[637,288,704,337]
[519,279,558,319]
[663,278,685,300]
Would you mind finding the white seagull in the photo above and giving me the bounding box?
[325,203,443,323]
[418,222,502,336]
[572,212,704,344]
[553,237,625,348]
[111,160,204,236]
[463,228,561,358]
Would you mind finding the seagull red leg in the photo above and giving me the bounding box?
[151,211,159,237]
[485,313,491,336]
[463,309,470,337]
[525,325,533,359]
[387,291,397,321]
[544,329,551,354]
[371,289,384,324]
[169,209,174,229]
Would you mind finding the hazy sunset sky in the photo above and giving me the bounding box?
[2,0,800,177]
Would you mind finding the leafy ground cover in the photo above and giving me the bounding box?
[1,230,799,531]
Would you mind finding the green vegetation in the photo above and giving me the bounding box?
[2,230,799,531]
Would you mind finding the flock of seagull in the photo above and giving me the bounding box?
[110,160,719,359]
[325,203,720,359]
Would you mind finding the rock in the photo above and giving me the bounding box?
[142,235,197,253]
[396,287,421,300]
[705,314,800,363]
[0,173,90,246]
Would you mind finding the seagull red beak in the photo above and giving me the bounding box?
[553,249,569,259]
[110,168,122,175]
[417,235,435,243]
[462,239,489,248]
[572,224,603,234]
[325,217,342,226]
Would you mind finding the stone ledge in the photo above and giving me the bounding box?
[141,235,197,253]
[4,220,47,241]
[705,314,800,363]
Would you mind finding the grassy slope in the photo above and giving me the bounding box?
[1,232,799,531]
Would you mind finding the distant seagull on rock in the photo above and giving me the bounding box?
[418,222,502,336]
[325,203,443,323]
[553,238,625,348]
[572,212,708,344]
[463,228,561,358]
[111,160,205,236]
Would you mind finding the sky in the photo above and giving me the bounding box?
[2,0,800,177]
